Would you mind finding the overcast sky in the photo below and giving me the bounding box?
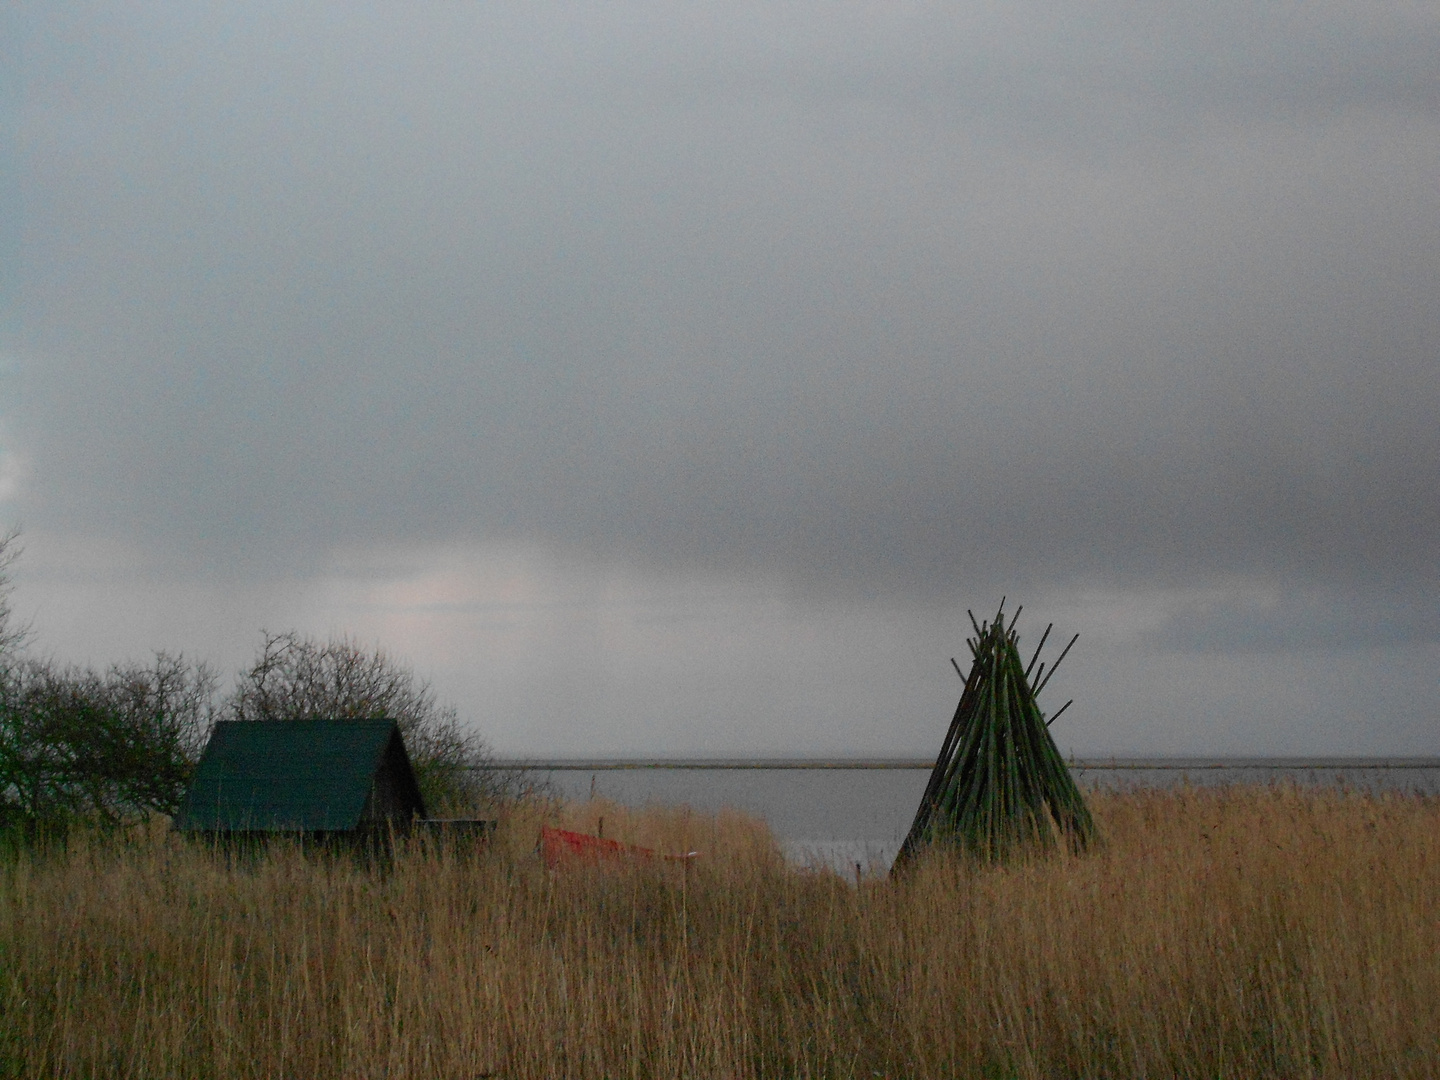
[3,1,1437,757]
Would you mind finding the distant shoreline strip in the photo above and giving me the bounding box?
[496,758,1440,771]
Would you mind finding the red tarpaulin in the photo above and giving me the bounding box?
[539,825,698,869]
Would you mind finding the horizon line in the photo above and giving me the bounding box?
[488,756,1440,771]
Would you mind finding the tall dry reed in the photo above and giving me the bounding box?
[1,785,1435,1079]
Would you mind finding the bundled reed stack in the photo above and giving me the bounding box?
[895,602,1095,868]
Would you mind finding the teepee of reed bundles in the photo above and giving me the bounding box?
[895,601,1096,868]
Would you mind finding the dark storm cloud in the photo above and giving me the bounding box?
[1149,585,1440,655]
[9,2,1440,616]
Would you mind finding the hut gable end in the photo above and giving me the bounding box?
[359,730,427,826]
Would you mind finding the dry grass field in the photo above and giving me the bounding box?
[1,785,1436,1079]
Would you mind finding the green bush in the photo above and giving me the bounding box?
[0,653,217,830]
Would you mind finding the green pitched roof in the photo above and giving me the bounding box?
[174,719,426,833]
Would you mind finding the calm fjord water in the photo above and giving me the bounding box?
[526,760,1440,872]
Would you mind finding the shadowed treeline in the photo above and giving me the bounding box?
[1,784,1435,1078]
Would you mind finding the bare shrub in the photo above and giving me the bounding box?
[0,528,27,660]
[225,630,522,813]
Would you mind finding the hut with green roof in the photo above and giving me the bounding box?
[173,718,427,842]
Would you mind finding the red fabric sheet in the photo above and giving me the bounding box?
[539,825,698,869]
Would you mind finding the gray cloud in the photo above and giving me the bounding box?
[8,2,1440,612]
[1145,584,1440,654]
